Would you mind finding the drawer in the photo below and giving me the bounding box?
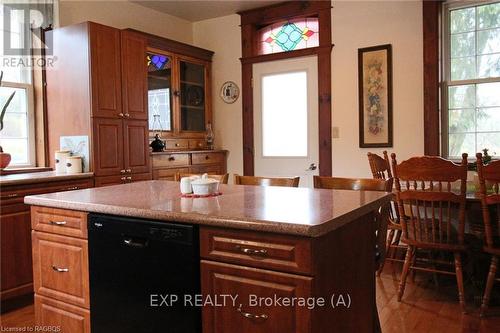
[192,152,225,165]
[32,231,89,308]
[201,260,312,333]
[200,227,312,275]
[1,178,94,207]
[35,294,90,333]
[153,167,189,181]
[152,153,190,168]
[189,165,223,175]
[165,139,189,150]
[32,207,88,239]
[189,139,206,149]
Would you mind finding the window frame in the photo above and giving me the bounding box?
[441,0,500,159]
[0,79,36,167]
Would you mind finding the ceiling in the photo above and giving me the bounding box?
[133,0,283,22]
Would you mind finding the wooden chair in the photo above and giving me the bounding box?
[367,151,403,275]
[391,153,468,312]
[314,176,391,333]
[234,175,300,187]
[367,151,392,179]
[476,153,500,316]
[174,172,229,184]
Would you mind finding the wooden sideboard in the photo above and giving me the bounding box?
[151,150,227,180]
[0,176,93,312]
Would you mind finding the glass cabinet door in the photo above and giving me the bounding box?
[179,60,206,132]
[147,52,173,132]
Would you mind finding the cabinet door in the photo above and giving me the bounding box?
[93,118,124,176]
[1,206,33,300]
[89,23,122,118]
[35,295,90,333]
[121,31,148,120]
[123,120,150,174]
[178,57,210,134]
[94,175,126,187]
[201,260,312,333]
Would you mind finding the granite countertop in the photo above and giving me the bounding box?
[25,180,391,237]
[1,171,94,186]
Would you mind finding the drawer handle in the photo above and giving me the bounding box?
[235,245,267,256]
[168,156,175,161]
[237,305,268,321]
[123,238,148,248]
[50,221,67,226]
[65,186,79,191]
[6,193,19,198]
[52,265,69,273]
[205,155,210,160]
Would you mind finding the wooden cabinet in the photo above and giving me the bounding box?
[151,150,227,181]
[46,22,151,186]
[201,260,312,333]
[121,31,148,120]
[35,295,90,333]
[89,23,122,119]
[31,207,90,331]
[0,178,93,309]
[93,118,124,176]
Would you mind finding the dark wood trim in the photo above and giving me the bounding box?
[238,0,331,25]
[423,0,442,156]
[126,28,214,61]
[41,27,51,166]
[239,0,333,176]
[358,44,393,148]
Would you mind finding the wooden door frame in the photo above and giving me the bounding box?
[239,1,333,176]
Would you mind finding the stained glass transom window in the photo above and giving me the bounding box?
[259,17,319,55]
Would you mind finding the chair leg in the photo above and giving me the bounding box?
[377,229,395,276]
[397,246,414,302]
[454,252,466,313]
[410,249,418,282]
[480,255,498,317]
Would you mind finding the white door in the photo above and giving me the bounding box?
[253,56,319,187]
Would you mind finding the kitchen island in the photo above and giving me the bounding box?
[25,180,391,333]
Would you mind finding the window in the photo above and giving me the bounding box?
[258,17,319,55]
[443,1,500,158]
[261,71,308,157]
[0,6,35,166]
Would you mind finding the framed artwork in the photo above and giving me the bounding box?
[358,44,393,148]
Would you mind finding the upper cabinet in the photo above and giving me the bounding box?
[143,33,214,141]
[122,31,148,120]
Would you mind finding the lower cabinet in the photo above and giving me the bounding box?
[0,178,93,309]
[35,295,90,333]
[94,172,151,187]
[201,260,312,333]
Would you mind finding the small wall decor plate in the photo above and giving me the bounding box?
[220,81,240,104]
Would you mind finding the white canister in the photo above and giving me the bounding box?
[180,175,200,194]
[55,150,71,174]
[66,156,83,174]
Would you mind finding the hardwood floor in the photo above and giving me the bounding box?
[1,264,499,332]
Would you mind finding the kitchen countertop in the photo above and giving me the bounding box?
[1,171,94,186]
[24,180,391,237]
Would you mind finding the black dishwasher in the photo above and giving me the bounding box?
[88,214,201,333]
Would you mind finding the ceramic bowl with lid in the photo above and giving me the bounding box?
[191,174,220,195]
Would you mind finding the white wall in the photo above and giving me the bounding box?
[59,0,193,44]
[193,1,424,178]
[331,1,424,177]
[193,14,244,176]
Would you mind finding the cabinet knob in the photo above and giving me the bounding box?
[124,113,130,118]
[126,176,132,181]
[120,169,126,174]
[175,143,180,147]
[118,113,124,118]
[168,156,175,161]
[121,176,126,181]
[205,155,210,160]
[126,169,132,173]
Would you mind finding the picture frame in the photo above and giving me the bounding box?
[358,44,393,148]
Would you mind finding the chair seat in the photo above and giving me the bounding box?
[403,237,466,252]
